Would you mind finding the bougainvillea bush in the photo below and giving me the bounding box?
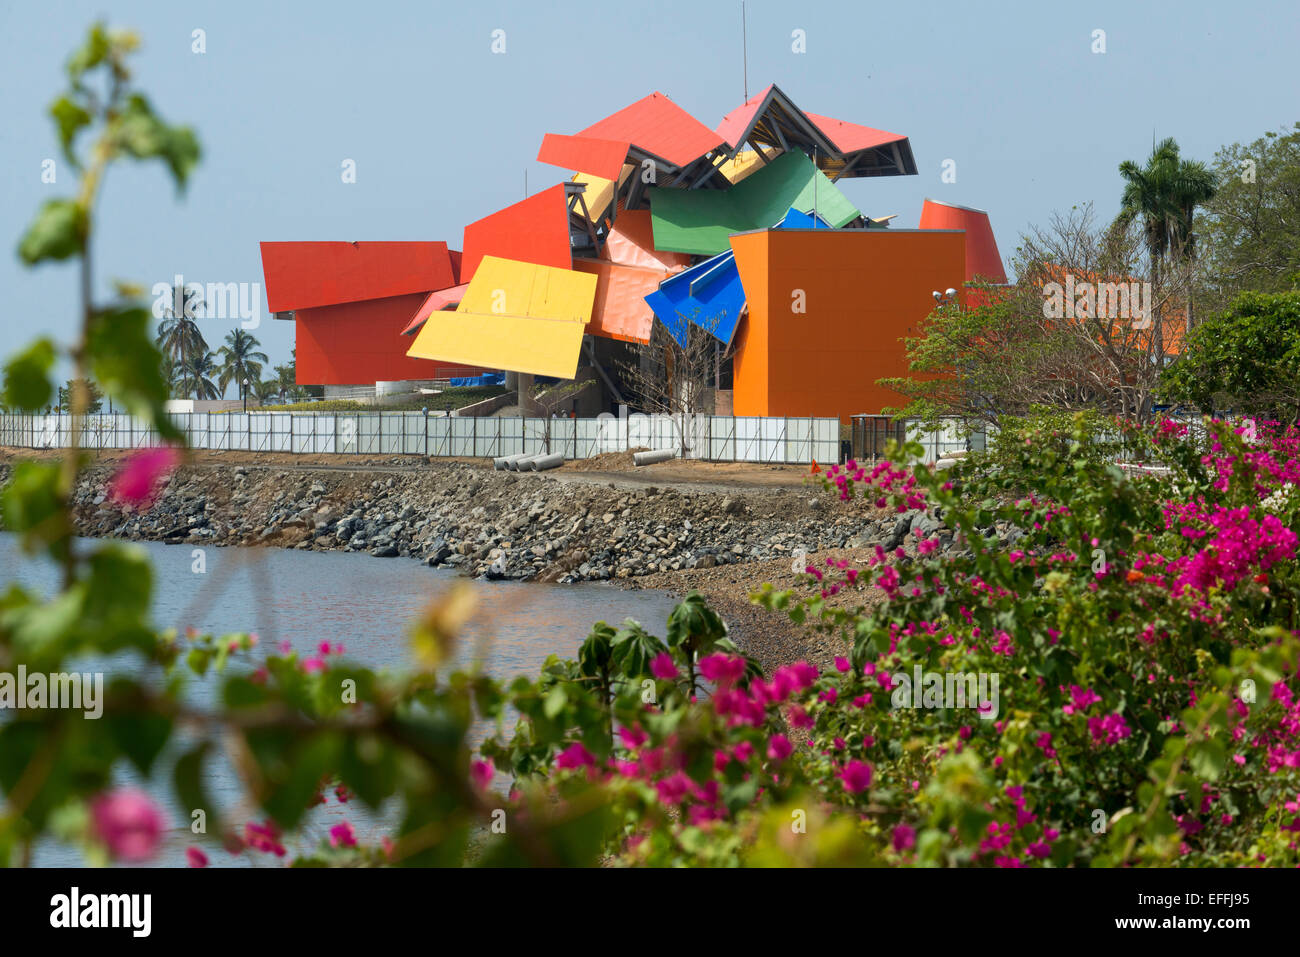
[470,411,1300,867]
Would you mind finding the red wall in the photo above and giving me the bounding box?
[294,294,484,385]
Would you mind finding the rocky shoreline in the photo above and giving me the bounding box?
[0,455,1014,671]
[25,460,903,584]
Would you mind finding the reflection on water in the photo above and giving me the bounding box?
[0,534,680,867]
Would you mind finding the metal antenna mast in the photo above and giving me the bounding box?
[742,1,748,103]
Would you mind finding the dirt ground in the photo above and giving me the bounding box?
[0,446,823,490]
[621,546,885,672]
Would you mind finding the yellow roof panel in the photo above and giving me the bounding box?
[406,256,597,378]
[572,164,634,223]
[456,256,597,323]
[718,149,768,184]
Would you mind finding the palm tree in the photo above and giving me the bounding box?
[252,377,280,403]
[1116,137,1217,326]
[177,350,221,400]
[156,282,209,394]
[216,329,269,401]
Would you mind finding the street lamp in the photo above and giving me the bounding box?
[932,288,959,305]
[242,377,249,413]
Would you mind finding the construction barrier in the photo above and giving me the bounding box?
[0,411,841,465]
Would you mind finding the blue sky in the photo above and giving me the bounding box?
[2,0,1296,390]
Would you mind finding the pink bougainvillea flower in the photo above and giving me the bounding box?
[834,656,852,673]
[786,704,814,729]
[470,759,494,791]
[655,771,693,805]
[243,819,286,857]
[556,742,596,769]
[892,823,916,852]
[108,445,181,508]
[185,846,209,868]
[767,734,793,761]
[839,760,873,794]
[329,821,357,848]
[1087,712,1133,746]
[618,724,648,750]
[301,656,327,674]
[650,652,679,680]
[698,653,746,687]
[89,789,166,862]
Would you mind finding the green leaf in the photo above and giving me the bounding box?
[1187,738,1227,782]
[65,23,110,78]
[49,96,91,166]
[666,591,726,652]
[107,709,172,775]
[610,621,667,679]
[0,460,70,561]
[339,735,398,808]
[174,742,221,836]
[114,95,201,191]
[577,622,615,678]
[2,338,57,410]
[250,729,342,829]
[87,306,178,438]
[17,199,87,264]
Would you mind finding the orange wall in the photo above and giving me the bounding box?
[730,229,966,421]
[295,294,484,385]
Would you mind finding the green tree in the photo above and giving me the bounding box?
[882,205,1181,423]
[177,349,221,400]
[215,328,268,400]
[1115,138,1217,329]
[1197,124,1300,313]
[155,282,208,394]
[1160,291,1300,422]
[251,377,279,402]
[56,378,104,413]
[272,354,301,400]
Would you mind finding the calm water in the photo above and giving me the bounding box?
[0,533,680,866]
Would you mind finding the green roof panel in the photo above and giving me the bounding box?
[648,151,860,255]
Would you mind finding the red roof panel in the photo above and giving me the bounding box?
[460,183,573,283]
[579,92,723,169]
[804,112,907,155]
[537,133,632,181]
[260,241,454,313]
[715,86,773,150]
[401,283,469,337]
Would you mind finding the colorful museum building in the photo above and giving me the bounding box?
[260,84,1005,419]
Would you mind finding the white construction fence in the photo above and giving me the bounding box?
[0,411,842,465]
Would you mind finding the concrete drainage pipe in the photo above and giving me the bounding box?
[633,448,676,466]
